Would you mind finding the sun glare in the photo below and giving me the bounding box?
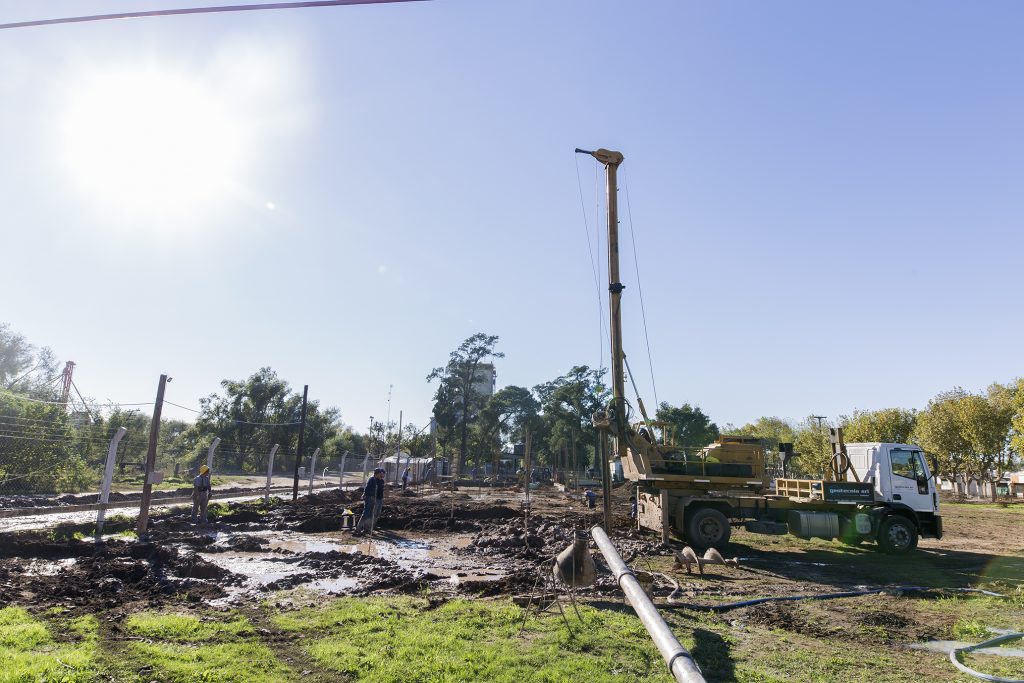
[58,66,247,229]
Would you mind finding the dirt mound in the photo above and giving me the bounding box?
[0,539,239,609]
[743,602,812,632]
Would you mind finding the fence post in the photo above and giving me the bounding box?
[206,437,221,472]
[307,448,321,495]
[136,374,167,537]
[96,427,127,536]
[264,444,280,504]
[361,453,370,486]
[339,451,348,489]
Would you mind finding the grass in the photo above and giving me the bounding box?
[0,607,98,683]
[2,592,1021,682]
[115,612,294,683]
[272,597,674,683]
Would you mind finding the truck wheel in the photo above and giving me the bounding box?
[685,507,731,548]
[877,516,918,554]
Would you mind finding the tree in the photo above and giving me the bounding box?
[427,333,504,476]
[915,387,1013,500]
[472,386,541,471]
[793,417,832,479]
[654,402,719,451]
[915,389,972,494]
[840,408,917,444]
[179,368,340,474]
[1010,379,1024,462]
[0,323,58,393]
[534,366,608,470]
[728,416,796,476]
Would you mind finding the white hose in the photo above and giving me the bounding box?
[950,632,1024,682]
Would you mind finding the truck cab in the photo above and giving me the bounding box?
[843,442,942,542]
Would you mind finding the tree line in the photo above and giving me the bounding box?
[2,322,1020,499]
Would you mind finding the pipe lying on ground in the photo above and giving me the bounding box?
[590,525,706,683]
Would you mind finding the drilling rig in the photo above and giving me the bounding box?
[577,147,941,554]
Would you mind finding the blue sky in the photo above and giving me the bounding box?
[1,0,1021,432]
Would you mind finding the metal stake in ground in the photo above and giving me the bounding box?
[292,384,309,501]
[136,374,168,537]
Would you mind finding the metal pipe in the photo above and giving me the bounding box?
[590,526,706,683]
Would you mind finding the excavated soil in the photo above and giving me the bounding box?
[1,485,1021,644]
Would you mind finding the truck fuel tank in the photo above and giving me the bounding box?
[788,511,840,540]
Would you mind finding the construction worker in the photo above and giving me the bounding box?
[354,467,385,535]
[584,488,597,509]
[191,465,212,525]
[401,465,410,489]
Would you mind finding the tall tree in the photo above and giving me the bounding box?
[0,322,58,393]
[840,408,917,444]
[793,417,832,478]
[534,365,608,469]
[654,402,719,451]
[179,368,340,473]
[427,333,504,476]
[472,385,541,471]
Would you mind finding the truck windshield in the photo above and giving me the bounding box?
[890,450,921,481]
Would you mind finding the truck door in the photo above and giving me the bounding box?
[885,448,934,513]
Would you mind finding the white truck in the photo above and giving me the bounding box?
[632,436,943,555]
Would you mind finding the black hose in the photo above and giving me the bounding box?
[666,586,1006,613]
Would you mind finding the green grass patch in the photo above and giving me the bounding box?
[124,612,254,642]
[273,597,674,683]
[0,607,98,683]
[116,611,291,683]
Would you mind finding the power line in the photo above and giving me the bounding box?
[0,0,430,31]
[575,152,608,378]
[622,170,659,411]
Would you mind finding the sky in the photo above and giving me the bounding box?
[1,0,1022,433]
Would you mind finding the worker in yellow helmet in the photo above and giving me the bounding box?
[191,465,212,525]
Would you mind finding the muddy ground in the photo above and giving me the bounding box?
[1,485,1022,648]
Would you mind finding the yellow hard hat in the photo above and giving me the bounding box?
[199,465,209,475]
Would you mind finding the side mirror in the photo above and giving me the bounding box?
[928,454,940,478]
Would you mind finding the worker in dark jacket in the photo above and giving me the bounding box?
[191,465,212,525]
[354,467,385,535]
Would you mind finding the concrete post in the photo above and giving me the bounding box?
[264,444,280,504]
[361,453,370,486]
[307,448,321,495]
[339,451,348,489]
[206,437,220,471]
[96,427,127,535]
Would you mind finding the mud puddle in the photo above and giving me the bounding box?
[197,529,507,599]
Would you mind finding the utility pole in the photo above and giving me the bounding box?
[395,410,403,483]
[292,385,308,501]
[571,428,578,496]
[578,147,625,529]
[136,374,168,536]
[601,431,613,531]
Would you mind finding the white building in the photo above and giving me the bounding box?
[472,363,496,398]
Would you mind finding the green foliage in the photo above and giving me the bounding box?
[274,597,672,683]
[0,607,98,683]
[654,402,719,451]
[534,365,608,469]
[428,333,505,474]
[177,367,340,475]
[840,408,917,444]
[125,612,254,641]
[728,416,797,474]
[916,387,1015,498]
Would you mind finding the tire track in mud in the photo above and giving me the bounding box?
[239,604,332,683]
